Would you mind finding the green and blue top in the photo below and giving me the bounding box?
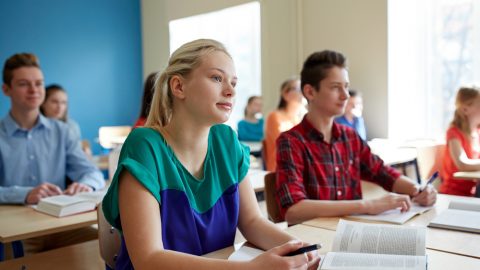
[102,125,249,269]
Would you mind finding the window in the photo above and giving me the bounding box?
[388,0,480,141]
[169,2,261,128]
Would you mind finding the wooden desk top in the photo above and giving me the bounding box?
[0,205,97,243]
[0,239,103,270]
[247,169,268,192]
[205,225,480,269]
[453,171,480,180]
[302,194,480,259]
[368,141,418,166]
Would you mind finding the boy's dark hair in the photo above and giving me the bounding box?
[3,53,40,85]
[300,50,346,92]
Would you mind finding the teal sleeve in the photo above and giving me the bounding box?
[102,128,161,231]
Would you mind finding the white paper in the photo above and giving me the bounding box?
[348,205,432,224]
[228,246,263,261]
[319,252,426,270]
[332,220,426,256]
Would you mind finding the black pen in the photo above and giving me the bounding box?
[286,243,322,256]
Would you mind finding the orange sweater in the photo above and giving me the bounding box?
[264,111,300,171]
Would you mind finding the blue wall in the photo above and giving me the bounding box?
[0,0,143,154]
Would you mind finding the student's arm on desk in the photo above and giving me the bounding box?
[119,171,315,270]
[0,185,32,204]
[284,193,412,224]
[238,176,296,248]
[448,139,480,171]
[65,131,105,192]
[0,183,63,204]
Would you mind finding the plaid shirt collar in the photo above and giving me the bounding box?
[298,115,342,143]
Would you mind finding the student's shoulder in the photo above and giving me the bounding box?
[278,123,305,144]
[43,117,70,133]
[124,127,162,146]
[446,126,465,140]
[266,110,282,122]
[211,124,236,139]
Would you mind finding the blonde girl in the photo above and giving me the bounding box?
[102,39,319,270]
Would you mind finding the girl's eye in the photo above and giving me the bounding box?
[212,75,222,82]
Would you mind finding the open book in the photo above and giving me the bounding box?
[319,219,427,270]
[35,190,106,217]
[347,204,433,224]
[428,199,480,233]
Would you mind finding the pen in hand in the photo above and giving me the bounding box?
[285,243,322,256]
[419,171,439,192]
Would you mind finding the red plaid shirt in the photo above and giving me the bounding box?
[275,117,401,218]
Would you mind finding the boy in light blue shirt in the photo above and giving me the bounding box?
[0,53,104,205]
[335,89,367,140]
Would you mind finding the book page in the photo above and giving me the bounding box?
[320,252,426,270]
[347,204,432,224]
[332,220,426,256]
[228,246,263,261]
[39,195,88,207]
[449,200,480,212]
[75,190,107,205]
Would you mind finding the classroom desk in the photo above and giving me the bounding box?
[204,224,480,269]
[0,205,97,243]
[0,239,103,270]
[453,171,480,179]
[369,140,421,182]
[301,194,480,259]
[247,169,268,193]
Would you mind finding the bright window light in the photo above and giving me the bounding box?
[388,0,480,141]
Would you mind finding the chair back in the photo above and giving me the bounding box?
[97,203,121,269]
[261,139,267,170]
[264,172,284,223]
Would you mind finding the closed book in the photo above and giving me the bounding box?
[35,191,105,217]
[428,199,480,233]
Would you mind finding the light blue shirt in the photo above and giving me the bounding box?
[335,115,367,140]
[66,118,82,141]
[0,113,104,204]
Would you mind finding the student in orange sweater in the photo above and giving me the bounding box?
[264,78,304,171]
[440,86,480,197]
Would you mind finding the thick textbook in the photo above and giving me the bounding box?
[319,220,427,270]
[428,199,480,233]
[347,204,433,224]
[35,191,106,217]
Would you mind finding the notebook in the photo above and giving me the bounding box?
[319,219,427,270]
[347,204,433,224]
[428,199,480,233]
[35,190,106,217]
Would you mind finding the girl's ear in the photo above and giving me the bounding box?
[169,75,186,99]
